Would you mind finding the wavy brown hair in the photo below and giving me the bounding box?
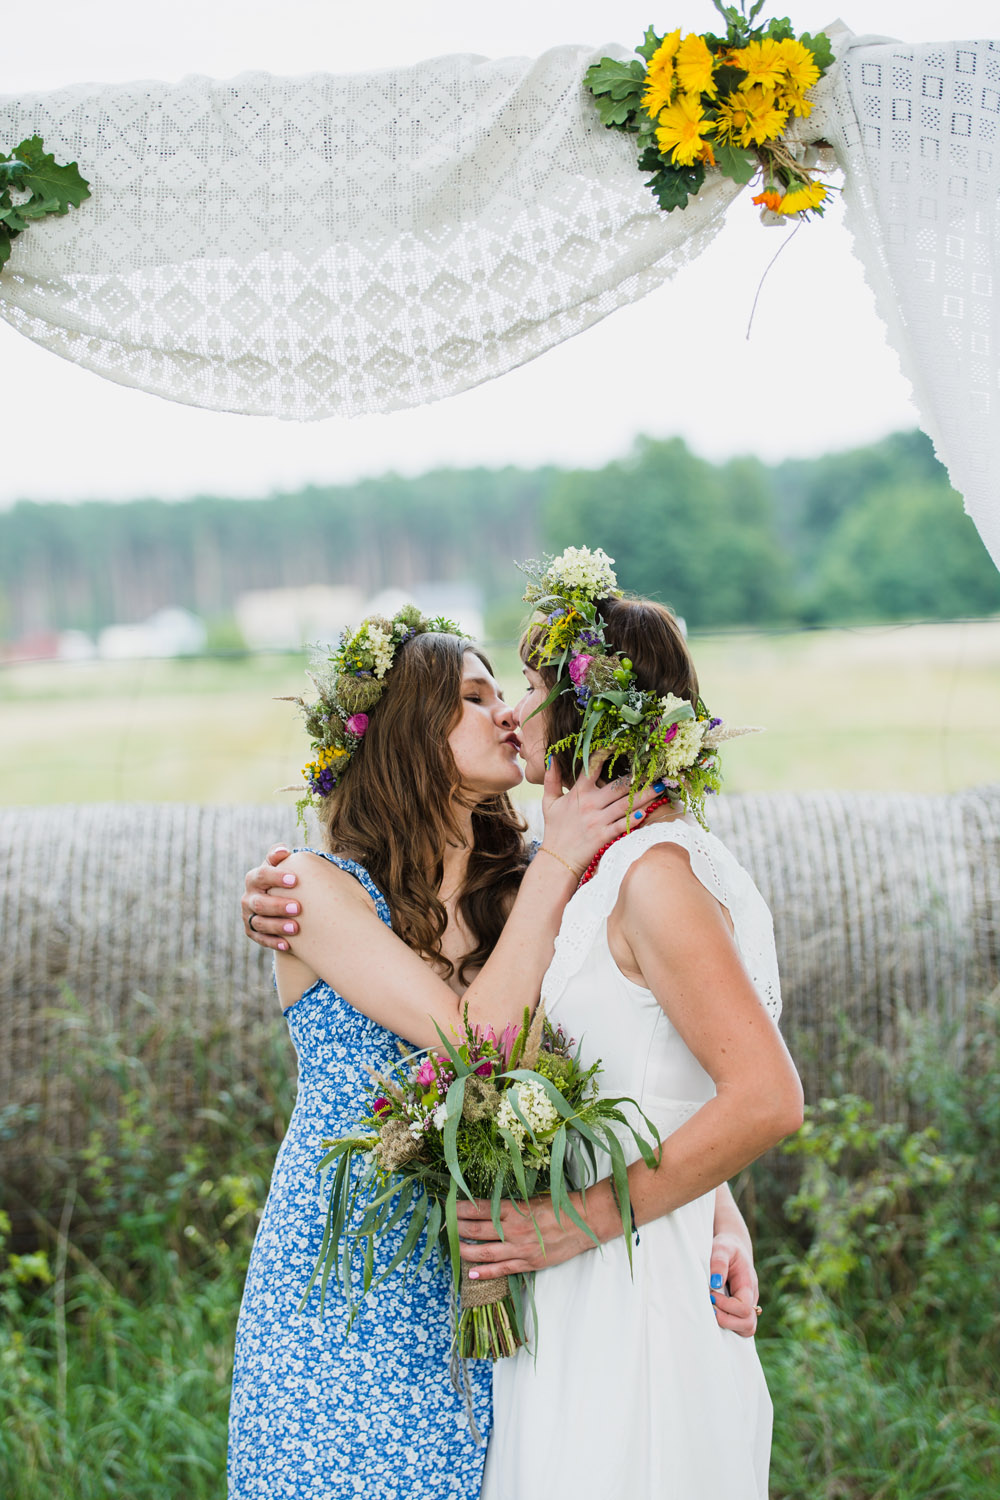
[521,595,700,784]
[318,632,528,983]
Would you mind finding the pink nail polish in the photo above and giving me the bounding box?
[283,922,295,933]
[285,903,299,914]
[278,942,288,951]
[282,874,296,886]
[469,1271,479,1280]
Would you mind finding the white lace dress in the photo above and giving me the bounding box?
[482,819,783,1500]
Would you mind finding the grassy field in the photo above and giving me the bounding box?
[1,619,998,805]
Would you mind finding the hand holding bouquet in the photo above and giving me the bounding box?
[303,1004,660,1358]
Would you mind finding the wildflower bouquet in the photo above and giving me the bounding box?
[584,1,835,220]
[303,1004,660,1359]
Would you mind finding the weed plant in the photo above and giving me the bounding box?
[1,994,998,1499]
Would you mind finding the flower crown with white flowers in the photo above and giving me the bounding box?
[519,546,757,828]
[284,604,464,818]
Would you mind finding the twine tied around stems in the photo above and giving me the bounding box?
[460,1263,510,1309]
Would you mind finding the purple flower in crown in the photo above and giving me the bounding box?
[577,628,604,650]
[312,765,337,796]
[345,713,369,737]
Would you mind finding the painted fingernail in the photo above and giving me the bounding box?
[633,810,645,821]
[282,874,296,886]
[285,903,299,914]
[283,922,296,933]
[653,780,667,792]
[469,1271,479,1280]
[278,941,288,951]
[710,1294,716,1304]
[710,1273,724,1290]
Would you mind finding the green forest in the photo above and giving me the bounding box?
[1,428,998,643]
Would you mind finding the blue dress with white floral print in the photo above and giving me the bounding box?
[228,854,491,1499]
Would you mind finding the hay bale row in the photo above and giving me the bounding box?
[1,789,997,1165]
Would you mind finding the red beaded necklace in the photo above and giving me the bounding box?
[577,792,678,887]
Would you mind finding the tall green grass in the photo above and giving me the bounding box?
[1,995,998,1499]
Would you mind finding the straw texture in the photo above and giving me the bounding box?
[1,790,997,1165]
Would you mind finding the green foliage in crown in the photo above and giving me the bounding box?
[520,545,756,828]
[283,604,465,823]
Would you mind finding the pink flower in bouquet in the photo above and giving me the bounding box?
[416,1058,437,1086]
[568,653,594,687]
[498,1022,521,1068]
[475,1061,494,1078]
[345,712,369,737]
[373,1097,391,1115]
[662,722,679,744]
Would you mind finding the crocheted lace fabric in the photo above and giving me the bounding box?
[0,27,997,563]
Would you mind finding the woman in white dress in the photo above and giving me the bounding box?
[456,548,803,1500]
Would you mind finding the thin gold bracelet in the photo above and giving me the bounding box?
[537,845,582,880]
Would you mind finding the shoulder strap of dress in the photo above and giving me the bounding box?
[594,820,735,912]
[292,848,392,927]
[541,821,737,1009]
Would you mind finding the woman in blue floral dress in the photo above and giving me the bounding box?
[228,614,643,1500]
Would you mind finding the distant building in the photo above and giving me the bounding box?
[98,607,206,660]
[234,585,364,652]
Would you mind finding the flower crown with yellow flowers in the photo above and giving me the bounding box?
[284,604,464,819]
[519,546,756,828]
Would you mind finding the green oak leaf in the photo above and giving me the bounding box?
[645,161,706,212]
[583,57,643,97]
[715,142,758,184]
[801,30,836,73]
[765,17,796,42]
[636,26,662,62]
[8,135,90,214]
[593,93,639,128]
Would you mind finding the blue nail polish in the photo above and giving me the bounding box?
[653,780,667,793]
[710,1273,724,1290]
[633,810,644,821]
[710,1294,716,1304]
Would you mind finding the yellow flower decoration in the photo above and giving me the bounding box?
[674,33,718,98]
[732,37,787,92]
[777,180,828,214]
[775,37,821,93]
[641,28,681,117]
[714,85,788,147]
[781,88,815,120]
[655,93,714,167]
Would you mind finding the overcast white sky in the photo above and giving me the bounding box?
[0,1,996,506]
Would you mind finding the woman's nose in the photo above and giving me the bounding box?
[511,694,529,727]
[494,699,516,728]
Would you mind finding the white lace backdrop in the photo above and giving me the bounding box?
[0,27,997,566]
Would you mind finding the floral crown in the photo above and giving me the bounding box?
[285,604,464,817]
[519,545,756,828]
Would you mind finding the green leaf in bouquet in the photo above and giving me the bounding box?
[373,1186,430,1286]
[445,1176,461,1285]
[491,1167,506,1241]
[507,1271,530,1348]
[496,1124,532,1209]
[443,1074,476,1201]
[414,1194,443,1274]
[299,1145,354,1313]
[800,29,835,74]
[645,161,706,212]
[431,1020,474,1079]
[764,17,796,42]
[362,1229,375,1296]
[715,142,758,186]
[636,26,662,62]
[602,1127,637,1269]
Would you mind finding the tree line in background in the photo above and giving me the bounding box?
[1,428,997,644]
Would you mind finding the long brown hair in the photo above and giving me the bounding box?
[521,595,699,784]
[318,632,528,983]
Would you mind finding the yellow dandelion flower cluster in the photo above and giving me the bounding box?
[584,11,833,225]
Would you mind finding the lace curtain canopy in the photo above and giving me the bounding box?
[0,27,998,567]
